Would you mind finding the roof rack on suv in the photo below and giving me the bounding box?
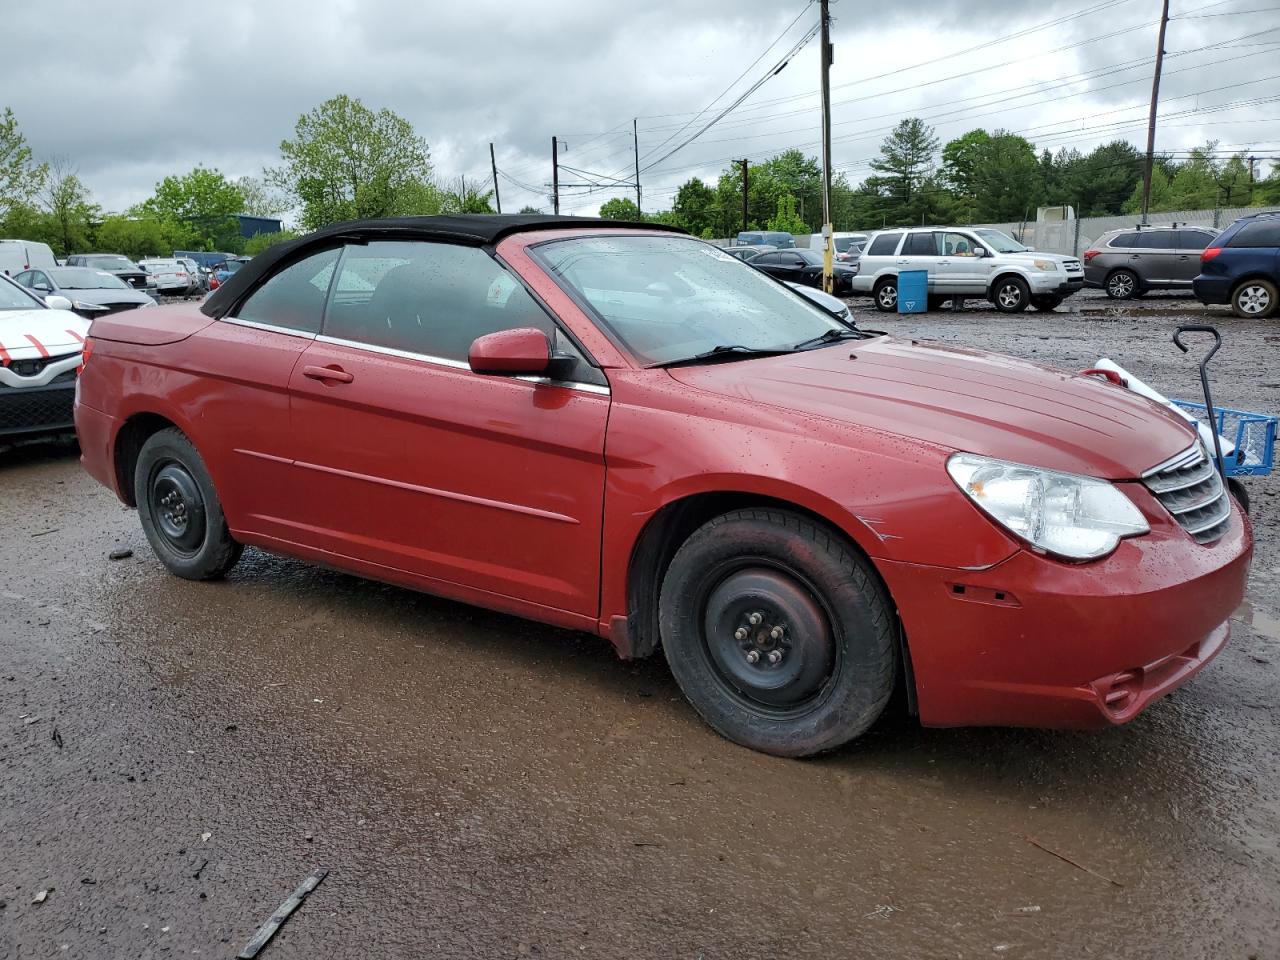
[1237,210,1280,219]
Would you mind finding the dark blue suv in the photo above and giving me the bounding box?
[1193,211,1280,318]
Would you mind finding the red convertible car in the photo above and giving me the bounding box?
[75,216,1252,756]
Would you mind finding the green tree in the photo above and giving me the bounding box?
[243,229,301,256]
[271,94,436,229]
[94,216,190,260]
[236,175,290,218]
[40,159,99,256]
[598,196,641,220]
[766,194,808,234]
[0,107,46,220]
[1063,141,1142,216]
[140,166,243,250]
[867,118,941,225]
[672,177,716,235]
[439,176,493,214]
[517,204,543,214]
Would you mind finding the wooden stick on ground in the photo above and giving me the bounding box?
[237,868,329,959]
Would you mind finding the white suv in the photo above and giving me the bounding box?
[850,226,1085,313]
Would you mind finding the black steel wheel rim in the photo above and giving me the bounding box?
[148,460,207,555]
[697,559,841,718]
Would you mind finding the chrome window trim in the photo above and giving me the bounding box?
[314,334,610,395]
[221,315,318,340]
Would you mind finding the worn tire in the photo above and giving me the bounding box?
[1031,295,1063,312]
[1105,269,1140,300]
[1231,278,1278,319]
[991,275,1031,313]
[873,277,898,313]
[658,509,897,757]
[134,428,243,581]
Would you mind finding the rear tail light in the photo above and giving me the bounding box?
[1202,247,1223,263]
[1082,249,1100,264]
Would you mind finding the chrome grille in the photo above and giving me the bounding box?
[1063,258,1083,272]
[1142,444,1231,544]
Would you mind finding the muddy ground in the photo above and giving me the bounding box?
[2,291,1278,959]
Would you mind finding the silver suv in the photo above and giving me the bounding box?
[850,226,1085,313]
[1082,225,1220,299]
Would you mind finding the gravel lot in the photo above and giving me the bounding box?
[2,290,1277,959]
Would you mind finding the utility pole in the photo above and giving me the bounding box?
[819,0,835,293]
[490,142,502,214]
[740,159,749,234]
[1140,0,1171,224]
[552,136,560,215]
[633,118,642,217]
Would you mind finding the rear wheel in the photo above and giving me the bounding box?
[134,428,243,580]
[992,276,1030,313]
[873,277,898,313]
[1105,269,1140,299]
[659,509,897,757]
[1231,279,1277,319]
[1031,295,1063,312]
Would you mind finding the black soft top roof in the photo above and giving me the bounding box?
[201,214,684,318]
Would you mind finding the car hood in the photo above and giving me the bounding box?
[0,308,89,359]
[61,288,154,306]
[666,335,1195,479]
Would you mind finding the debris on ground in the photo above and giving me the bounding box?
[200,831,211,842]
[1026,836,1124,887]
[32,890,48,904]
[51,727,62,749]
[107,548,133,561]
[236,868,328,959]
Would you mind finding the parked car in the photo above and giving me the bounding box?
[176,257,209,293]
[723,244,776,262]
[210,257,251,286]
[786,280,853,324]
[65,254,152,291]
[75,215,1251,757]
[806,232,867,262]
[13,266,156,318]
[0,239,58,276]
[852,226,1085,313]
[736,230,796,248]
[1082,225,1220,298]
[1193,211,1280,319]
[139,258,199,296]
[750,248,858,294]
[0,272,89,437]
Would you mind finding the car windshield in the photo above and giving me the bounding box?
[794,249,823,265]
[833,237,857,252]
[222,260,245,273]
[532,235,845,366]
[50,268,128,290]
[974,229,1028,253]
[0,276,44,311]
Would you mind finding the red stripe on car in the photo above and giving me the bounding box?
[66,329,85,344]
[0,342,9,366]
[24,334,50,357]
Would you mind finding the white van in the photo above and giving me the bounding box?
[0,239,58,276]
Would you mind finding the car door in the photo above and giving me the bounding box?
[752,252,786,280]
[286,239,610,619]
[1172,229,1215,283]
[1131,230,1176,284]
[200,245,341,542]
[896,231,940,291]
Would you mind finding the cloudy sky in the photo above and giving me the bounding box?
[4,0,1277,221]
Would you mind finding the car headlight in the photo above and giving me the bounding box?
[1031,259,1058,272]
[71,299,109,312]
[946,453,1148,560]
[139,299,157,308]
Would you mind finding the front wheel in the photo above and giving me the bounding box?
[659,509,897,757]
[873,277,898,313]
[1232,279,1277,319]
[134,428,243,580]
[991,276,1030,313]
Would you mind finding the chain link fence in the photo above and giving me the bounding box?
[973,207,1267,258]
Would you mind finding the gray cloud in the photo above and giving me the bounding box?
[2,0,1274,218]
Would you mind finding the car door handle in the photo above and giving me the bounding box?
[1129,255,1141,260]
[302,364,354,384]
[896,259,909,265]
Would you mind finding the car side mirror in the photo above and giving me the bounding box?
[469,327,573,379]
[972,246,986,258]
[45,294,74,311]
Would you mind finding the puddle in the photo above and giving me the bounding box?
[1233,599,1280,641]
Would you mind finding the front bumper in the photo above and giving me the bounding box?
[0,374,77,437]
[879,493,1252,729]
[1030,274,1085,296]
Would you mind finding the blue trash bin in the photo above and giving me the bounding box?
[897,270,928,314]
